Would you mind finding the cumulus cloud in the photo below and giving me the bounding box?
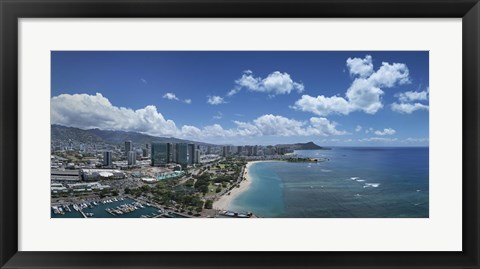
[140,78,148,84]
[51,93,346,141]
[234,114,346,137]
[355,125,362,132]
[207,95,225,105]
[374,128,396,136]
[291,95,351,116]
[391,88,429,114]
[391,102,429,114]
[346,55,374,78]
[396,90,428,103]
[184,99,192,104]
[228,70,304,96]
[292,55,410,116]
[51,93,179,136]
[163,92,179,101]
[307,117,347,136]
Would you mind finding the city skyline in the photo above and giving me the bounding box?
[51,51,429,146]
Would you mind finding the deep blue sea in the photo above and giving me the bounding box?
[230,147,429,218]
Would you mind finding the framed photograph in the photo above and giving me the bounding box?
[1,0,479,268]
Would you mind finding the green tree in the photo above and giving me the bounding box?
[204,200,213,209]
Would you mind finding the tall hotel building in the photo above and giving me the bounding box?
[151,142,169,166]
[188,143,195,165]
[176,143,188,167]
[167,143,175,163]
[103,151,112,167]
[127,151,136,165]
[125,140,132,156]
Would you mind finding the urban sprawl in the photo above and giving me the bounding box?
[51,139,318,218]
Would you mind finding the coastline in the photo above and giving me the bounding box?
[213,160,280,211]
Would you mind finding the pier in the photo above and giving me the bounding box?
[79,210,87,218]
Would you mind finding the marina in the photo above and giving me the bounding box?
[51,197,164,218]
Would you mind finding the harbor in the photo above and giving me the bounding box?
[51,197,182,218]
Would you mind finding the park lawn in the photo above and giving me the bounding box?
[206,182,223,196]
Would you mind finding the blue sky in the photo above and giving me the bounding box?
[51,51,429,146]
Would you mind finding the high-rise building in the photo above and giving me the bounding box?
[142,148,148,158]
[125,141,132,156]
[207,146,211,155]
[128,151,136,165]
[151,142,169,166]
[237,146,243,155]
[222,146,230,157]
[246,145,253,156]
[103,151,112,167]
[188,143,195,165]
[253,145,258,156]
[195,149,200,164]
[167,143,175,163]
[176,143,188,167]
[265,146,275,155]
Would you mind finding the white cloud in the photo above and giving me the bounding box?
[207,95,225,105]
[307,117,347,136]
[51,93,179,137]
[346,55,374,78]
[227,88,241,97]
[292,55,410,116]
[355,125,362,132]
[291,95,351,116]
[396,90,428,103]
[140,78,147,84]
[200,115,345,139]
[163,92,191,104]
[374,128,396,136]
[253,115,306,136]
[51,93,345,142]
[163,92,179,101]
[391,102,429,114]
[391,88,429,114]
[234,114,346,137]
[180,125,202,137]
[230,70,304,96]
[359,137,398,142]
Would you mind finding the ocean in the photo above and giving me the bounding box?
[230,147,429,218]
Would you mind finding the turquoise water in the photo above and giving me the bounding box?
[230,147,429,218]
[230,163,286,217]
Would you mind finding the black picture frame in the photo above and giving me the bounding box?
[1,0,479,268]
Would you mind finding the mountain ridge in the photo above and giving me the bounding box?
[51,124,212,146]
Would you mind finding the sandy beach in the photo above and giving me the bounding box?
[213,160,279,210]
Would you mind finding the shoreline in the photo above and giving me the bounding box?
[213,160,281,211]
